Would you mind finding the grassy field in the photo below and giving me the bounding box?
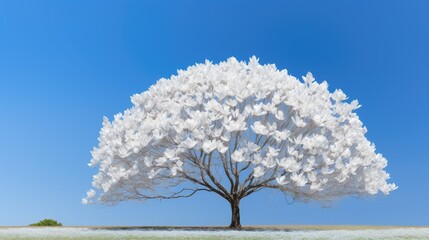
[0,226,428,240]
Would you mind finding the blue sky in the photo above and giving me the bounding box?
[0,0,428,226]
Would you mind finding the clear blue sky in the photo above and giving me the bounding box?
[0,0,428,226]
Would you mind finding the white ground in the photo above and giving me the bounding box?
[1,227,429,240]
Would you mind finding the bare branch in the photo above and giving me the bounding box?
[135,188,211,200]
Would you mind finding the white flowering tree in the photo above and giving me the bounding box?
[84,57,397,228]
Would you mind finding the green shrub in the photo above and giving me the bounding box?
[29,219,62,226]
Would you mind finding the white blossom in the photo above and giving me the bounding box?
[291,172,308,187]
[82,189,96,205]
[292,115,307,128]
[231,149,246,162]
[202,139,219,154]
[276,175,289,185]
[181,138,198,149]
[253,166,265,178]
[251,121,269,135]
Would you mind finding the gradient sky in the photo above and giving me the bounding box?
[0,0,428,226]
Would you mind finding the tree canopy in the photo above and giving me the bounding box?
[84,57,396,228]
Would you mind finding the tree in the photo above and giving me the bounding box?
[30,219,62,226]
[83,57,397,228]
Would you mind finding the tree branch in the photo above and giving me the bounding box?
[135,188,211,200]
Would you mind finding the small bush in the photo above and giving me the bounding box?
[29,219,62,226]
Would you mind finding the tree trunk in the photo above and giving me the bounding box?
[229,198,241,229]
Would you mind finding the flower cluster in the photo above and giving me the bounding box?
[84,57,396,204]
